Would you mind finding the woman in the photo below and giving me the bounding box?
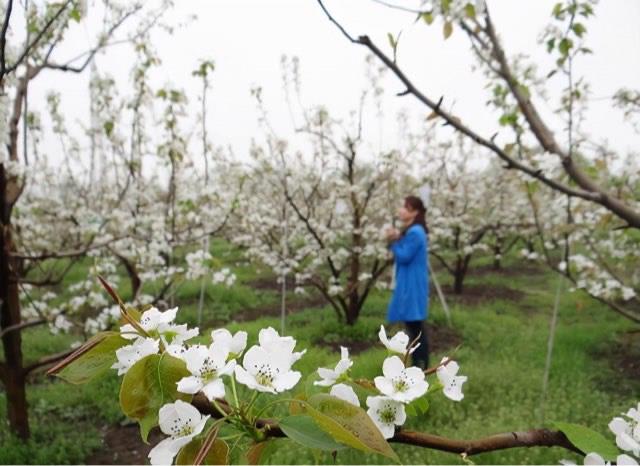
[385,195,429,368]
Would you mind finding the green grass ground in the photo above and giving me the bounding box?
[0,248,638,465]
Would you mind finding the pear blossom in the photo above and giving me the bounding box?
[119,306,178,339]
[330,383,359,407]
[211,328,248,357]
[258,327,306,363]
[234,344,301,394]
[436,357,468,401]
[176,343,236,401]
[148,400,210,466]
[378,325,418,354]
[374,356,428,403]
[119,306,198,347]
[609,403,640,457]
[315,346,353,386]
[366,396,406,439]
[562,452,639,466]
[111,337,159,375]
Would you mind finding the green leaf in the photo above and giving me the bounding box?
[441,0,452,14]
[553,422,619,461]
[552,2,564,18]
[119,353,190,442]
[406,395,430,416]
[572,22,586,37]
[103,121,114,137]
[421,12,434,25]
[387,32,396,50]
[245,440,279,465]
[279,415,347,451]
[176,437,229,465]
[464,3,476,19]
[559,37,573,56]
[69,8,81,22]
[56,332,128,384]
[443,21,453,39]
[305,394,399,462]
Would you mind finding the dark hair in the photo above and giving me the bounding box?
[403,195,429,234]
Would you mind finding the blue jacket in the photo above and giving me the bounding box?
[387,224,429,323]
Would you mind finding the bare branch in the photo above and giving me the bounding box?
[0,0,13,78]
[24,348,75,375]
[5,0,74,76]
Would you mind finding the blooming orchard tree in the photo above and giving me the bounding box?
[0,1,239,439]
[234,91,428,324]
[427,136,533,293]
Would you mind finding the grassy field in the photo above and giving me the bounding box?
[0,244,638,465]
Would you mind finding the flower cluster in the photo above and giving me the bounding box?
[111,306,306,465]
[316,325,467,439]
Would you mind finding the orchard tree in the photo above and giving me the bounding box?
[315,0,640,322]
[234,72,428,325]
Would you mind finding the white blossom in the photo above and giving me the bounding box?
[374,356,428,403]
[330,383,360,407]
[148,400,210,466]
[315,346,353,386]
[366,396,406,439]
[436,357,468,401]
[111,337,159,375]
[378,325,418,354]
[176,343,235,401]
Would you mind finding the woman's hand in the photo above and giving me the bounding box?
[385,227,400,241]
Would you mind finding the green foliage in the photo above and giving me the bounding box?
[55,332,128,384]
[119,353,190,442]
[553,422,619,461]
[304,394,399,462]
[176,436,230,465]
[279,415,347,451]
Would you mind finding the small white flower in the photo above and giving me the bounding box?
[330,383,359,407]
[315,346,353,387]
[111,338,159,375]
[177,343,236,401]
[120,306,178,339]
[234,345,301,394]
[609,406,640,457]
[258,327,306,363]
[378,325,418,354]
[366,396,406,439]
[374,356,428,403]
[211,328,247,357]
[584,453,609,466]
[617,454,639,466]
[148,400,210,466]
[159,323,199,347]
[436,357,468,402]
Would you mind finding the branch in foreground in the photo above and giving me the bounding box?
[191,393,582,457]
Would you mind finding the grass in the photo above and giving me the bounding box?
[1,247,638,464]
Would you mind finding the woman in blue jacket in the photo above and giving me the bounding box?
[386,195,429,368]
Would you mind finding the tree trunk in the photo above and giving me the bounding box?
[0,164,30,439]
[493,241,502,270]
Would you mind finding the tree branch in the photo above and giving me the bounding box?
[0,0,13,78]
[315,0,640,229]
[5,0,74,76]
[191,393,582,458]
[23,348,76,375]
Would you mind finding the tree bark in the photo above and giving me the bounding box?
[0,164,29,439]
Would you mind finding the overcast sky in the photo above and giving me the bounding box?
[22,0,640,167]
